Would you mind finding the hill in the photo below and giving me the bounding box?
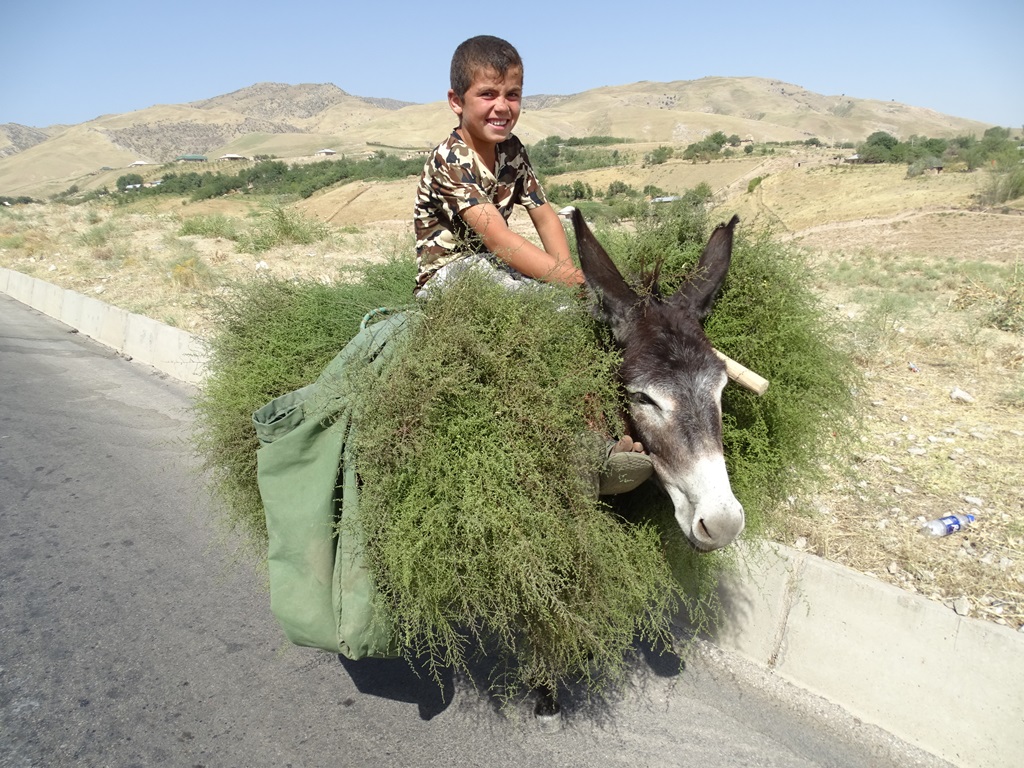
[0,123,53,159]
[0,77,995,198]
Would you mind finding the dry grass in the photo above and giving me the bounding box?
[0,199,414,333]
[2,154,1021,631]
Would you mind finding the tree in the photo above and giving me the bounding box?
[606,180,632,197]
[857,143,891,163]
[644,145,674,165]
[570,180,591,200]
[116,173,143,192]
[864,131,898,151]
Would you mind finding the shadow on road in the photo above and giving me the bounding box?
[336,635,683,723]
[337,654,455,721]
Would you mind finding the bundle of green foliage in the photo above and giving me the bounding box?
[192,198,855,702]
[193,257,417,540]
[339,275,682,698]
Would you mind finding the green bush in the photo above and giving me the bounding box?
[644,146,674,165]
[237,207,329,253]
[116,174,143,192]
[77,221,118,247]
[179,214,241,240]
[980,163,1024,205]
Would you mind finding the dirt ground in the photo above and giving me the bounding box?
[2,154,1021,631]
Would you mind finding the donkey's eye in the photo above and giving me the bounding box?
[628,390,660,409]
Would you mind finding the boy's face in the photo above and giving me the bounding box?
[448,66,523,154]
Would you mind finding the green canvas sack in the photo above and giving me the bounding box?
[252,311,411,659]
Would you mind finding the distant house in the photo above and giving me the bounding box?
[176,154,207,162]
[314,148,337,156]
[128,160,151,167]
[218,153,246,161]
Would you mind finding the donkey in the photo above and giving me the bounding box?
[570,208,745,552]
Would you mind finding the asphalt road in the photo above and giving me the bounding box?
[0,294,951,768]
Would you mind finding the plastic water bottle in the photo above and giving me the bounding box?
[920,514,975,537]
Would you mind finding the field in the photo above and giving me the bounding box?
[2,150,1022,630]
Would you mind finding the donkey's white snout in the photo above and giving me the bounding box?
[690,498,745,551]
[661,453,745,552]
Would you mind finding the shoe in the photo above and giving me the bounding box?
[598,441,654,495]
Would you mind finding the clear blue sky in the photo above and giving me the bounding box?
[3,0,1021,130]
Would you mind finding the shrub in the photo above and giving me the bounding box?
[572,199,623,225]
[980,164,1024,205]
[238,208,329,253]
[644,146,674,165]
[116,174,143,192]
[77,221,118,248]
[747,176,765,193]
[179,214,241,240]
[168,254,216,290]
[606,180,633,197]
[906,157,943,178]
[0,195,39,206]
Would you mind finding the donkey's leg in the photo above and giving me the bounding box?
[533,683,562,732]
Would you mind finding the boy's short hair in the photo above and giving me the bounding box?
[450,35,523,99]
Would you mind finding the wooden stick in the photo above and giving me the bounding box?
[712,349,770,396]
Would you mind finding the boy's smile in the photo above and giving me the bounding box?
[448,67,523,163]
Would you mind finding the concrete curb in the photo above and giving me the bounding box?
[3,267,1021,768]
[710,543,1022,768]
[0,267,207,384]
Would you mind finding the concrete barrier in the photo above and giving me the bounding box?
[708,543,1023,768]
[1,267,207,384]
[3,266,1022,767]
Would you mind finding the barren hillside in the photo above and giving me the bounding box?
[0,77,996,199]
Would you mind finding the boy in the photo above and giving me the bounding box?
[413,35,651,493]
[413,35,583,294]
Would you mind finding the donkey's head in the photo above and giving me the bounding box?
[572,208,744,551]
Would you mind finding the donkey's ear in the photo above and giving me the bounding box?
[572,208,639,333]
[670,215,738,319]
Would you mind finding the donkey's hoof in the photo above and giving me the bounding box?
[534,699,562,733]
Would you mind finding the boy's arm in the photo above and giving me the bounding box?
[528,202,573,266]
[462,202,584,286]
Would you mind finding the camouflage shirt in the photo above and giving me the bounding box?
[413,130,547,289]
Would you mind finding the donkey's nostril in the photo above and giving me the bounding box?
[697,518,711,539]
